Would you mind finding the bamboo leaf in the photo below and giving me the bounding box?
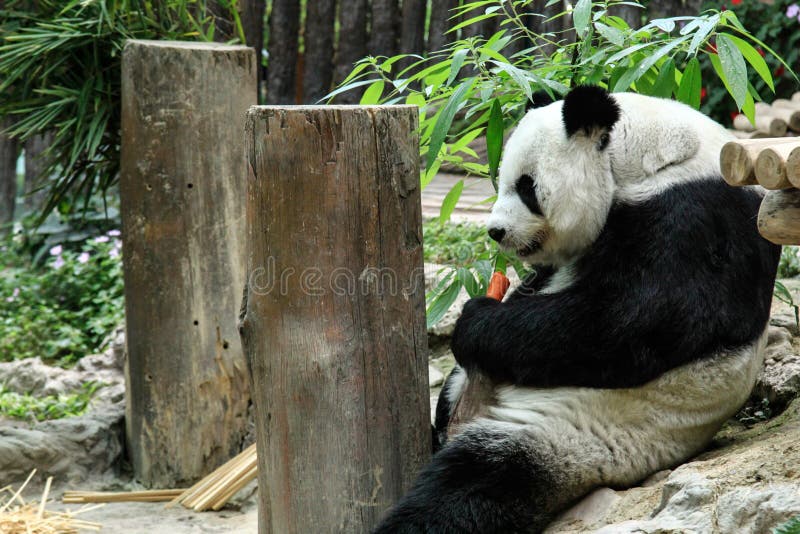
[440,180,464,224]
[716,34,748,110]
[719,32,774,92]
[486,99,504,192]
[676,57,702,109]
[426,78,474,173]
[572,0,592,38]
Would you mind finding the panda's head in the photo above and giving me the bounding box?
[487,85,620,266]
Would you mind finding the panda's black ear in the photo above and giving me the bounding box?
[562,85,620,138]
[525,91,557,111]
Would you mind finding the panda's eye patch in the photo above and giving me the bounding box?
[515,174,542,216]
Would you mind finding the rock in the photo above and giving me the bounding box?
[756,325,800,409]
[429,365,444,387]
[0,329,126,485]
[546,399,800,533]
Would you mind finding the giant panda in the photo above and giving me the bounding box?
[374,85,781,533]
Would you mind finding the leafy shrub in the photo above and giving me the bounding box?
[775,516,800,534]
[0,0,242,219]
[0,227,124,366]
[339,0,788,323]
[423,219,493,266]
[0,381,102,422]
[778,246,800,279]
[700,0,800,124]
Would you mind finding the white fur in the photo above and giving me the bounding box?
[486,93,735,267]
[484,329,766,487]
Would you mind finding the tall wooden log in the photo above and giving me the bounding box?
[0,117,18,228]
[755,142,800,189]
[266,0,300,104]
[333,0,368,103]
[302,0,336,103]
[758,189,800,245]
[241,105,430,533]
[370,0,400,58]
[120,40,256,488]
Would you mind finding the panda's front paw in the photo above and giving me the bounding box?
[451,297,500,371]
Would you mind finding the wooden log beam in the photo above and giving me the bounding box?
[758,189,800,245]
[720,138,800,187]
[120,40,256,488]
[242,106,430,533]
[755,142,800,189]
[733,113,787,137]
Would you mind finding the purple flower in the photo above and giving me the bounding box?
[107,229,121,237]
[53,256,65,269]
[109,247,120,259]
[78,252,90,264]
[787,3,800,18]
[13,288,19,298]
[94,235,110,244]
[49,245,63,256]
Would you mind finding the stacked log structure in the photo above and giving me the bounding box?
[721,136,800,245]
[730,92,800,139]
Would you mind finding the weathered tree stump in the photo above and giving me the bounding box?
[120,40,256,488]
[758,189,800,245]
[241,105,430,533]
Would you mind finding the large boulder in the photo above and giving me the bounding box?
[546,396,800,533]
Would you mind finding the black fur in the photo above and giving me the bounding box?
[526,90,557,111]
[516,174,542,216]
[452,179,780,388]
[374,425,565,534]
[562,85,620,138]
[433,368,462,453]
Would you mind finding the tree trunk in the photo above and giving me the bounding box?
[266,0,300,104]
[23,131,53,213]
[0,117,17,228]
[528,0,565,56]
[369,0,400,58]
[242,0,267,86]
[120,40,256,488]
[427,0,457,53]
[242,105,430,533]
[648,0,704,19]
[303,0,336,103]
[609,4,642,29]
[333,0,368,103]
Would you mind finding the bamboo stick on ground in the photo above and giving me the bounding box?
[62,489,185,504]
[169,443,257,512]
[755,142,800,189]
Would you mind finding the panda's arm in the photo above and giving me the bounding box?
[452,182,777,389]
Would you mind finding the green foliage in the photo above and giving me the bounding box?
[0,225,124,366]
[0,0,241,221]
[700,0,800,124]
[778,246,800,279]
[774,280,799,328]
[423,219,493,266]
[0,381,102,422]
[341,0,788,324]
[774,516,800,534]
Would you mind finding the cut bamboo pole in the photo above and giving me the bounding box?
[773,99,800,110]
[62,489,186,504]
[720,138,800,187]
[733,113,787,137]
[755,142,800,189]
[788,146,800,186]
[758,189,800,245]
[168,444,257,512]
[729,129,770,140]
[768,105,800,132]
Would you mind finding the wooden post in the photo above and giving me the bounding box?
[120,40,256,488]
[758,189,800,245]
[720,138,800,187]
[755,143,800,189]
[241,105,430,533]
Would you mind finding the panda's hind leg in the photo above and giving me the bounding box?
[374,421,567,534]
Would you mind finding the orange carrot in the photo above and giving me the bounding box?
[486,271,510,301]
